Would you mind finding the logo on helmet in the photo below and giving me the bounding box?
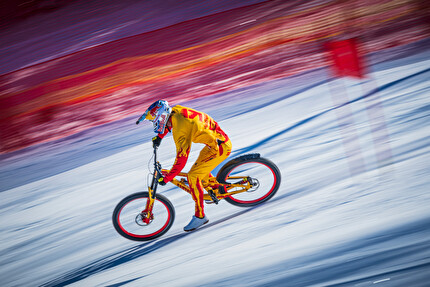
[146,105,159,121]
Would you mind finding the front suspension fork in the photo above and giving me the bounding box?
[142,164,161,224]
[141,187,156,224]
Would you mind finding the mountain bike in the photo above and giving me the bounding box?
[112,146,281,241]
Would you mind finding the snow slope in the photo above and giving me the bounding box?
[0,43,430,286]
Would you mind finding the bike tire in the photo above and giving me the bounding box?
[217,157,281,207]
[112,192,175,241]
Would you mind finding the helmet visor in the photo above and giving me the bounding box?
[137,101,159,124]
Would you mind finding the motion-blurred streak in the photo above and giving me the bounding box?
[0,0,428,153]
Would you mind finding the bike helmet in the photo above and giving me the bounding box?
[136,100,172,134]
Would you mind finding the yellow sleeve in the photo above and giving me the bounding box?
[172,112,192,156]
[162,113,192,182]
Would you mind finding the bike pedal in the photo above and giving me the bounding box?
[208,190,220,205]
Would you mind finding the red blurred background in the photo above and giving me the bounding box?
[1,0,429,154]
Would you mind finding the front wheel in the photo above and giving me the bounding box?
[112,192,175,241]
[217,157,281,207]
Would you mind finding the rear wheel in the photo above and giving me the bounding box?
[112,192,175,241]
[217,157,281,207]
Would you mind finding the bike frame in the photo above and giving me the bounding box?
[144,147,253,220]
[166,172,254,201]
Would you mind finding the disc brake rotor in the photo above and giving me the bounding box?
[135,212,154,226]
[247,178,260,192]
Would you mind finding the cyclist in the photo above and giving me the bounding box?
[137,100,232,231]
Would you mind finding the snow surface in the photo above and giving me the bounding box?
[1,44,430,286]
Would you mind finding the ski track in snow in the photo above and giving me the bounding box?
[1,42,430,286]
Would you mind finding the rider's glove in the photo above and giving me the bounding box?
[152,135,162,148]
[158,177,167,186]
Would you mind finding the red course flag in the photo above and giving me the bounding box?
[325,38,367,79]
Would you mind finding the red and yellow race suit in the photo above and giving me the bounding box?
[161,105,232,218]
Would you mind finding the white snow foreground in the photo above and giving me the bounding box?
[0,47,429,287]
